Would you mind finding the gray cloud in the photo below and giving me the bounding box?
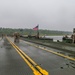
[0,0,75,31]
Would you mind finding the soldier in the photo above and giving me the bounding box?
[71,28,75,43]
[71,33,75,43]
[13,32,20,43]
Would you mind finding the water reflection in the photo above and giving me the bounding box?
[3,38,12,49]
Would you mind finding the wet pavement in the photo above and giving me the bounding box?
[0,38,33,75]
[0,37,75,75]
[18,40,75,75]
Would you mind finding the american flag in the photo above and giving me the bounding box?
[33,25,38,30]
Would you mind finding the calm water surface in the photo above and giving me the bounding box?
[43,35,71,42]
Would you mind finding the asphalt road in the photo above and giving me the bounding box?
[0,37,75,75]
[0,38,33,75]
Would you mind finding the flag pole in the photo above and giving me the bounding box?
[37,24,39,38]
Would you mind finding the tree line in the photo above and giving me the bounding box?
[0,28,72,36]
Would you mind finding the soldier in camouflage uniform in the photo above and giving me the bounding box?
[14,32,20,43]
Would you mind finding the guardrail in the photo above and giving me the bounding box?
[21,37,75,54]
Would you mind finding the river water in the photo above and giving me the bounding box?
[43,35,71,42]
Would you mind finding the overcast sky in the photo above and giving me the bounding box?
[0,0,75,31]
